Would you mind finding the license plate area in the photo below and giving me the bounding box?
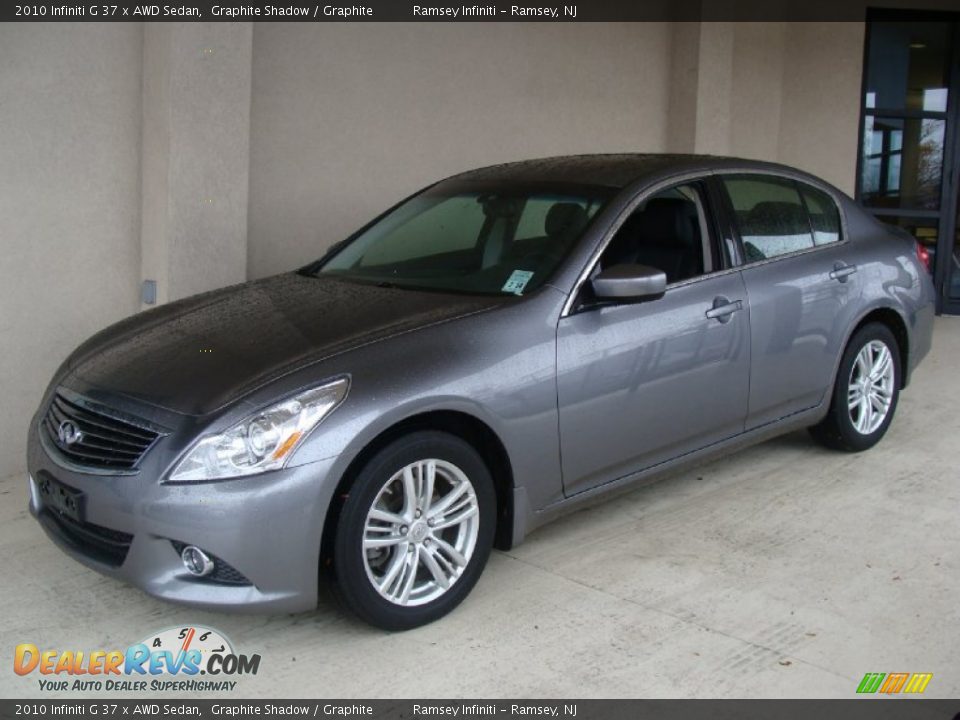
[38,475,85,523]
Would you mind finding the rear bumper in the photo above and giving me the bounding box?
[905,284,936,386]
[27,416,338,613]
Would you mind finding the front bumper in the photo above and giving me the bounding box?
[27,413,338,614]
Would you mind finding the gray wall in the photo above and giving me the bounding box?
[140,24,253,307]
[247,22,673,278]
[777,23,865,195]
[0,24,143,476]
[246,22,865,279]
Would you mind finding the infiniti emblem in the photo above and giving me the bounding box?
[57,421,83,446]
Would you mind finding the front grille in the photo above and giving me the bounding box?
[38,510,134,567]
[170,541,253,586]
[41,392,160,471]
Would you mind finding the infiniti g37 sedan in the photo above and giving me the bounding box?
[28,155,934,629]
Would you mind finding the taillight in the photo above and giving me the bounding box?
[916,242,932,273]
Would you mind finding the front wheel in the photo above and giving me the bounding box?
[809,322,901,452]
[331,431,496,630]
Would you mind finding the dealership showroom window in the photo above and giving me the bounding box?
[1,2,958,716]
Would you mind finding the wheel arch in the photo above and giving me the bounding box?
[320,409,517,577]
[849,306,910,389]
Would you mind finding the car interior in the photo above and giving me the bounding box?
[349,195,602,294]
[498,201,590,263]
[597,186,710,285]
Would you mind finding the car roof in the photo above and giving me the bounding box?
[446,153,813,190]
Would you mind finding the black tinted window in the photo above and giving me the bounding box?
[799,184,842,246]
[723,176,815,262]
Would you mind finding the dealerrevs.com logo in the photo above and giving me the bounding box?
[14,625,260,693]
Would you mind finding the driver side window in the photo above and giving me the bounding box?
[599,183,713,285]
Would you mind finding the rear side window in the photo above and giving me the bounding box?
[722,176,814,262]
[799,184,842,246]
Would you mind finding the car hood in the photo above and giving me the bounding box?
[63,272,504,415]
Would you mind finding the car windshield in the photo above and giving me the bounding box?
[313,182,611,296]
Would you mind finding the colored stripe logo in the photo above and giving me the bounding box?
[857,672,933,694]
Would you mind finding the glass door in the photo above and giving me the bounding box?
[857,12,960,313]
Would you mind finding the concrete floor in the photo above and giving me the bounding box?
[1,319,958,699]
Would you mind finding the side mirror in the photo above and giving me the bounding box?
[590,264,667,301]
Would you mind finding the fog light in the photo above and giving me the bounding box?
[181,545,214,577]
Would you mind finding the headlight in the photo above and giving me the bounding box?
[167,378,349,482]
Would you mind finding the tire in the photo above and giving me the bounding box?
[330,430,496,630]
[809,322,901,452]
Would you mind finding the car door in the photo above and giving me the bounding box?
[715,173,863,429]
[556,180,751,497]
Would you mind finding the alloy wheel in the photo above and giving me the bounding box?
[847,339,895,435]
[362,458,480,606]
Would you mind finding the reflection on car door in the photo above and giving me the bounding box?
[717,174,863,428]
[556,182,751,497]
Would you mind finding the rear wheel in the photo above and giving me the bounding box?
[809,322,901,452]
[331,431,495,630]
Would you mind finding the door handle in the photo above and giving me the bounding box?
[829,262,858,282]
[705,297,743,323]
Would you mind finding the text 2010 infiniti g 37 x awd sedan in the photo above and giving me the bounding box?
[28,155,934,629]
